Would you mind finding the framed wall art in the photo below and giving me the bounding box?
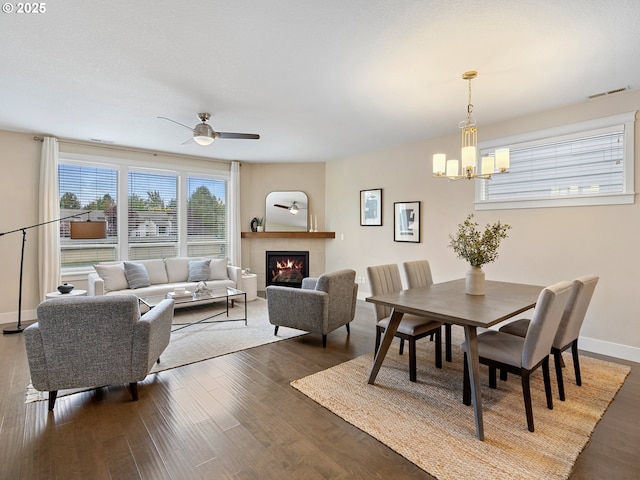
[394,201,420,242]
[360,188,382,226]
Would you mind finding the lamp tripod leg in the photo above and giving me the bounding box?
[3,229,26,334]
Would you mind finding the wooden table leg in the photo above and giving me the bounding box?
[463,325,484,440]
[368,309,404,384]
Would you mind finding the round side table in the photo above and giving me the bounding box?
[45,289,87,300]
[238,274,257,302]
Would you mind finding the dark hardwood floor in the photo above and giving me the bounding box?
[1,301,638,479]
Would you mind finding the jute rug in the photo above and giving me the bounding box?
[292,327,630,480]
[26,297,305,403]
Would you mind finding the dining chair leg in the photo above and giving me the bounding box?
[399,338,405,355]
[409,338,417,382]
[489,366,497,388]
[499,369,508,381]
[521,372,535,432]
[553,349,566,401]
[462,353,471,406]
[375,326,382,353]
[445,324,452,362]
[435,327,442,369]
[542,357,553,410]
[572,339,582,386]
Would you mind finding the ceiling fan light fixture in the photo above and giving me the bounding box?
[193,123,215,145]
[193,135,214,146]
[289,202,299,215]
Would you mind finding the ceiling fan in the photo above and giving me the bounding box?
[274,201,300,215]
[158,112,260,146]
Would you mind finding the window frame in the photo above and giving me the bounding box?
[58,152,230,274]
[475,111,636,210]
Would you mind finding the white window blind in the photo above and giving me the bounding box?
[187,176,228,258]
[58,163,118,268]
[476,112,635,210]
[128,170,178,260]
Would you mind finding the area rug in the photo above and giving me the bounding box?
[291,328,630,480]
[26,298,306,403]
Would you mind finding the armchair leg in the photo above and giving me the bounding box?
[130,382,138,401]
[48,391,58,411]
[345,323,350,334]
[274,326,279,336]
[489,367,497,388]
[322,335,327,348]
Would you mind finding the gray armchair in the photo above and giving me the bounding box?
[266,269,358,347]
[24,295,174,411]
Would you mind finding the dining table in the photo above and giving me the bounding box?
[365,278,543,440]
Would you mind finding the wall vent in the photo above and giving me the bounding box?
[587,86,630,99]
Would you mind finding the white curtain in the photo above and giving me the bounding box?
[229,161,242,267]
[38,137,60,299]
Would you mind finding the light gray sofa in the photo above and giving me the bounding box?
[24,295,174,411]
[266,269,358,347]
[88,257,241,304]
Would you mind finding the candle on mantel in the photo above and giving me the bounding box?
[309,214,314,232]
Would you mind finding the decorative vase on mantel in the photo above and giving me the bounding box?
[465,266,485,296]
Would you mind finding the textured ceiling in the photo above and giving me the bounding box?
[1,0,639,163]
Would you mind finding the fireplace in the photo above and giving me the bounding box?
[266,251,309,288]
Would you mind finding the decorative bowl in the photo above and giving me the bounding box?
[57,283,74,294]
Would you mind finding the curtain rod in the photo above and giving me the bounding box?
[33,135,235,164]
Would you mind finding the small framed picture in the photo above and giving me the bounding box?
[394,201,420,242]
[360,188,382,226]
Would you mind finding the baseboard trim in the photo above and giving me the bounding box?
[579,335,640,363]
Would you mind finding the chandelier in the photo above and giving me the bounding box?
[433,71,509,180]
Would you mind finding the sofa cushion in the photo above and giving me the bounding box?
[188,259,211,282]
[138,259,169,285]
[93,263,128,292]
[124,262,151,289]
[164,257,191,283]
[208,258,229,280]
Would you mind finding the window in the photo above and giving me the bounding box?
[59,163,118,269]
[187,176,228,258]
[58,154,230,271]
[128,170,178,260]
[476,112,635,210]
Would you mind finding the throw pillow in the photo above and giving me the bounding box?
[93,263,128,292]
[208,258,229,280]
[188,259,211,282]
[123,262,151,289]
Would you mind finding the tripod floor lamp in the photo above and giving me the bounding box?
[1,212,107,334]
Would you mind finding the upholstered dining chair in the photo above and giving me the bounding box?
[266,269,358,348]
[402,260,452,362]
[461,281,572,432]
[367,264,443,382]
[24,295,174,411]
[499,274,599,401]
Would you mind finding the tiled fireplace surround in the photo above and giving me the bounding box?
[242,238,327,291]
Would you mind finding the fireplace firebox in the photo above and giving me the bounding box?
[266,251,309,288]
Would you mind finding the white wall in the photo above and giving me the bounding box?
[325,90,640,362]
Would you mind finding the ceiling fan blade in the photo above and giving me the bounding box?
[217,132,260,140]
[181,136,194,145]
[158,116,194,131]
[274,204,289,209]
